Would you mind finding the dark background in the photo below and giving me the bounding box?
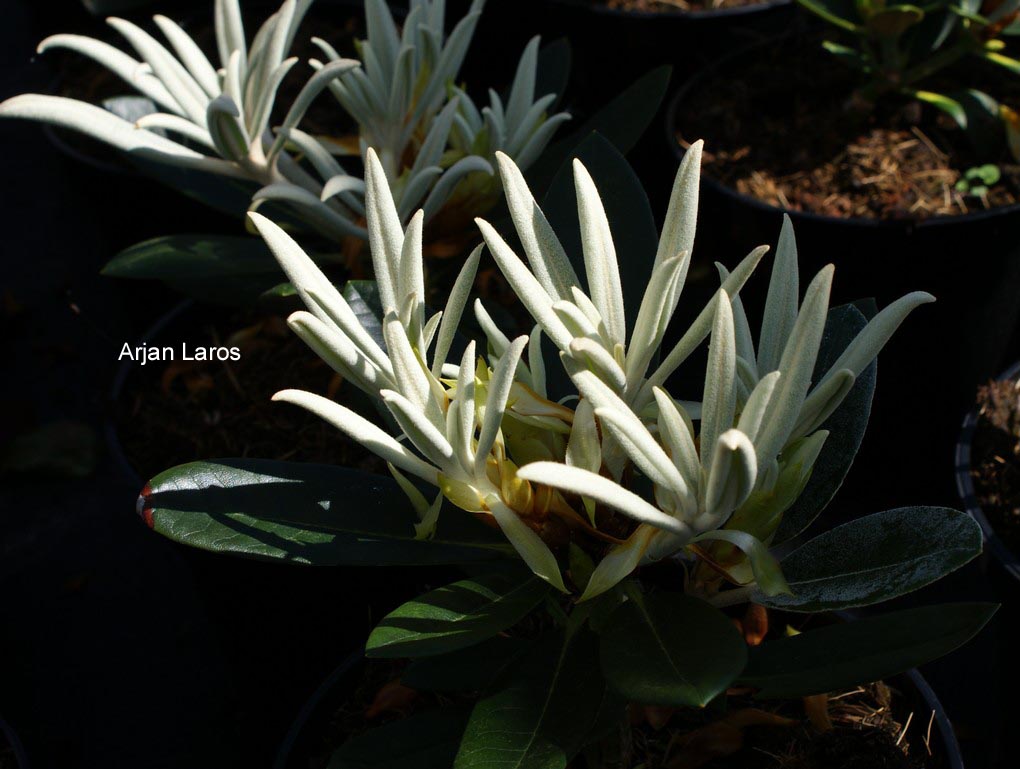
[0,1,1017,767]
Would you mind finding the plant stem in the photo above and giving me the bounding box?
[707,585,756,608]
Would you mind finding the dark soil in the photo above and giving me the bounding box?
[114,307,387,484]
[971,377,1020,553]
[597,0,773,12]
[604,682,927,768]
[309,664,932,769]
[306,604,939,769]
[676,35,1020,220]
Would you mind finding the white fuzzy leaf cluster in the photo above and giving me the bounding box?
[480,146,933,599]
[253,148,575,592]
[312,0,570,224]
[4,3,343,183]
[250,141,931,600]
[0,0,568,242]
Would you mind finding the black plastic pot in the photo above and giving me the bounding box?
[274,650,964,769]
[105,298,193,489]
[0,716,30,769]
[668,37,1020,515]
[537,0,797,105]
[104,299,421,764]
[273,650,363,769]
[956,358,1020,585]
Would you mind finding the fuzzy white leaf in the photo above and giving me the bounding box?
[454,341,478,472]
[365,148,405,313]
[716,262,756,374]
[625,253,690,392]
[273,389,437,482]
[37,34,179,113]
[822,291,935,381]
[700,291,737,477]
[754,266,833,465]
[569,339,627,394]
[512,112,570,170]
[518,463,689,537]
[487,495,567,593]
[247,212,386,371]
[153,15,220,98]
[0,94,208,159]
[381,389,456,468]
[421,155,494,223]
[703,429,757,525]
[287,310,391,394]
[475,217,572,349]
[792,369,855,440]
[574,158,626,346]
[758,215,800,375]
[736,371,781,444]
[494,152,580,302]
[432,246,481,377]
[136,113,214,148]
[474,336,528,476]
[579,526,657,601]
[107,17,208,124]
[595,407,690,503]
[653,387,701,497]
[639,245,768,411]
[655,140,701,271]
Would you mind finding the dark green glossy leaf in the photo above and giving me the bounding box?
[343,280,387,351]
[367,571,550,658]
[328,707,469,769]
[759,507,982,612]
[103,234,278,280]
[142,459,512,565]
[775,304,876,543]
[797,0,862,32]
[401,636,530,691]
[84,0,159,14]
[911,89,967,130]
[952,90,1007,153]
[454,628,606,769]
[130,154,258,217]
[536,38,572,111]
[0,420,97,478]
[528,66,671,194]
[741,603,997,699]
[256,281,305,314]
[103,234,283,306]
[865,6,925,37]
[599,593,747,707]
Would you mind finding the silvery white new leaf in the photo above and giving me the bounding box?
[1,0,366,242]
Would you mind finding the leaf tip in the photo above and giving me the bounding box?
[136,483,154,528]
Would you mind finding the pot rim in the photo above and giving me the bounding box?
[274,646,963,769]
[0,715,30,769]
[549,0,793,21]
[273,650,364,769]
[666,33,1020,232]
[104,298,194,491]
[955,358,1020,582]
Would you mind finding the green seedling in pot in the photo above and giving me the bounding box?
[955,162,1002,194]
[799,0,1020,159]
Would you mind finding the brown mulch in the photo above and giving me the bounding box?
[971,377,1020,552]
[315,664,932,769]
[677,38,1020,220]
[599,0,771,11]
